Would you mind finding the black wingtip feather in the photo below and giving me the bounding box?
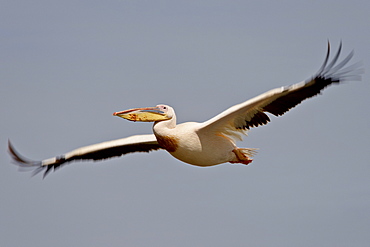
[321,41,342,74]
[8,140,41,167]
[8,140,49,178]
[316,41,331,75]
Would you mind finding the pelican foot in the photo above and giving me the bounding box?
[230,148,257,165]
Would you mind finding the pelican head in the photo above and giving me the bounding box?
[113,104,173,122]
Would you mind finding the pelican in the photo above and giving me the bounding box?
[9,42,362,177]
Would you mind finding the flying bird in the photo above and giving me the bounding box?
[8,42,362,177]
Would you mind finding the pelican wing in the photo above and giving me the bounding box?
[9,134,162,177]
[199,42,362,141]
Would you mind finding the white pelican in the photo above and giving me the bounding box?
[9,42,362,177]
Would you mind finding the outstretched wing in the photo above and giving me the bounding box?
[198,42,362,141]
[9,134,162,178]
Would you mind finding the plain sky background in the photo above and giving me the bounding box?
[1,1,370,246]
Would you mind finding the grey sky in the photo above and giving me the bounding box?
[1,1,370,246]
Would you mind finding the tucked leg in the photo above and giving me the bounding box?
[230,148,258,165]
